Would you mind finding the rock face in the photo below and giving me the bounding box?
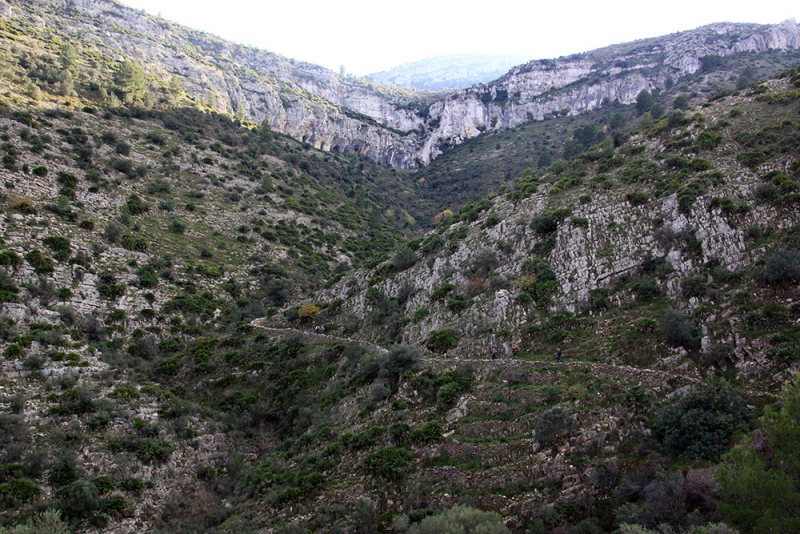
[11,0,800,167]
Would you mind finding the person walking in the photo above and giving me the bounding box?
[512,346,518,358]
[492,346,498,359]
[556,348,563,362]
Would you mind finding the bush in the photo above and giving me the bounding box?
[426,330,457,353]
[631,281,660,302]
[58,480,100,519]
[298,303,320,322]
[0,477,42,505]
[431,282,455,301]
[536,406,573,448]
[104,222,123,243]
[25,250,55,274]
[125,194,149,215]
[716,379,800,533]
[0,509,70,534]
[654,385,751,461]
[0,251,22,269]
[378,344,421,386]
[615,469,689,530]
[169,218,187,233]
[43,236,71,262]
[362,446,414,480]
[392,247,417,271]
[626,192,649,206]
[406,505,509,534]
[661,308,699,350]
[410,421,442,443]
[135,438,172,462]
[759,247,800,286]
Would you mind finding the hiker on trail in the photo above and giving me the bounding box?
[492,346,498,359]
[512,346,518,357]
[314,326,320,334]
[320,325,325,334]
[556,348,563,362]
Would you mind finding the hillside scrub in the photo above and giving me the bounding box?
[1,5,800,533]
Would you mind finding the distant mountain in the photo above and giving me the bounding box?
[366,54,531,90]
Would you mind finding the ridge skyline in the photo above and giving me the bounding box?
[117,0,798,77]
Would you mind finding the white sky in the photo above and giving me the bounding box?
[119,0,798,76]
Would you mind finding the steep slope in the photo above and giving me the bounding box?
[1,6,800,533]
[318,73,800,386]
[0,0,428,167]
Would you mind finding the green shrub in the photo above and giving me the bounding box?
[43,236,71,262]
[120,235,148,252]
[125,194,149,215]
[426,330,457,353]
[0,477,42,505]
[0,509,70,533]
[626,192,649,206]
[535,406,573,448]
[661,308,699,350]
[4,344,24,359]
[716,379,800,533]
[378,344,421,386]
[31,165,48,177]
[445,293,471,313]
[406,505,509,534]
[654,385,751,461]
[97,272,125,300]
[362,446,414,480]
[631,281,660,302]
[737,150,768,168]
[759,247,800,286]
[392,246,416,271]
[24,250,54,274]
[431,282,455,301]
[169,218,187,233]
[58,480,100,519]
[411,421,442,443]
[0,251,22,269]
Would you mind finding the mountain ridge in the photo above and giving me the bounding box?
[3,0,798,168]
[366,54,531,90]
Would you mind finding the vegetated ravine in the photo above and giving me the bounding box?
[1,1,800,533]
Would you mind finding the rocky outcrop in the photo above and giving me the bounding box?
[415,19,800,164]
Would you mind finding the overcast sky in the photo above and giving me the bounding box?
[119,0,798,76]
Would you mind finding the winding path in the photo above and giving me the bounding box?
[249,318,705,390]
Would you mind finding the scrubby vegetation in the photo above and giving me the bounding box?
[0,2,799,533]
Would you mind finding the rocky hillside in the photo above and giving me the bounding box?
[317,73,800,388]
[367,54,531,90]
[0,3,800,533]
[1,0,798,168]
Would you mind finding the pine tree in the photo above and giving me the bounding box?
[113,60,145,102]
[168,74,182,96]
